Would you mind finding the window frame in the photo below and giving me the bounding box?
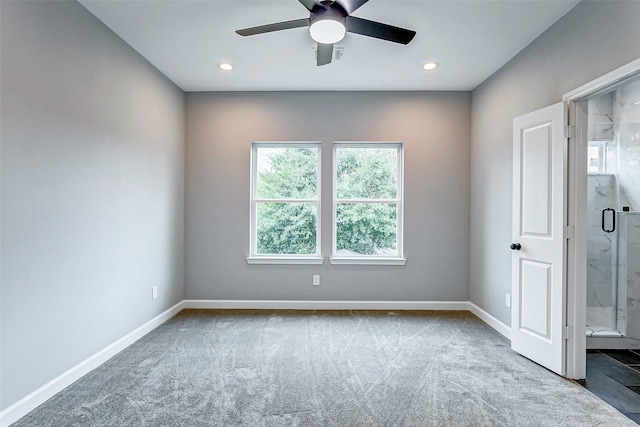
[246,141,323,265]
[330,141,406,265]
[587,141,607,174]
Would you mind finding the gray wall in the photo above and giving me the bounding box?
[0,1,185,410]
[186,92,470,301]
[470,0,640,325]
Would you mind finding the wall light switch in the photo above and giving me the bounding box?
[312,275,320,286]
[152,286,158,300]
[505,293,511,308]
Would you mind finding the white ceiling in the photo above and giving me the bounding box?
[79,0,580,92]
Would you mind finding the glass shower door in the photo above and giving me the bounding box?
[586,173,620,336]
[586,90,621,337]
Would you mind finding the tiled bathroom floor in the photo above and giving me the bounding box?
[581,350,640,424]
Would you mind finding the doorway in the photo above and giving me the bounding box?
[562,59,640,425]
[565,58,640,379]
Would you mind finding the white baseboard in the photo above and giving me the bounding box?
[0,301,185,427]
[182,299,471,311]
[185,300,512,339]
[183,300,512,339]
[1,299,512,427]
[468,302,511,340]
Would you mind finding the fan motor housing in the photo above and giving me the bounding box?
[310,2,347,26]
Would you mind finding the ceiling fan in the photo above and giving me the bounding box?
[236,0,416,66]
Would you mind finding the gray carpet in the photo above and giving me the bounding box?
[12,310,636,426]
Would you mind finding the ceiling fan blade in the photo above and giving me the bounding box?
[298,0,325,11]
[236,18,310,36]
[346,16,416,45]
[317,43,333,66]
[337,0,370,14]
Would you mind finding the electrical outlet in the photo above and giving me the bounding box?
[505,293,511,308]
[152,287,158,300]
[312,275,320,286]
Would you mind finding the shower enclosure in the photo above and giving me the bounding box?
[586,77,640,348]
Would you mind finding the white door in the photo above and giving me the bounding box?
[511,102,566,376]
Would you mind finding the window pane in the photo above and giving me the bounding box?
[336,147,397,199]
[257,147,318,199]
[336,203,397,256]
[257,202,317,255]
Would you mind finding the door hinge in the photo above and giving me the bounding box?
[564,125,575,139]
[563,325,574,340]
[563,226,575,239]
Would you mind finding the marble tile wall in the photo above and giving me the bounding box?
[626,213,640,349]
[618,125,640,211]
[615,213,627,336]
[620,79,640,349]
[618,78,640,212]
[588,92,615,142]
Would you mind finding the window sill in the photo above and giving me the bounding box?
[329,257,407,266]
[246,256,325,265]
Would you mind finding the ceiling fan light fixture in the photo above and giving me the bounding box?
[422,61,439,71]
[309,19,346,44]
[236,0,416,66]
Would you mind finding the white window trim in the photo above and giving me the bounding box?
[246,256,325,265]
[246,141,322,265]
[329,257,407,266]
[330,141,406,266]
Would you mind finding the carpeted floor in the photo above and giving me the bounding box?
[12,310,636,426]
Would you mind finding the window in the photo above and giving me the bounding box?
[331,142,405,265]
[588,142,607,173]
[247,142,323,264]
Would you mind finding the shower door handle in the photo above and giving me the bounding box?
[602,208,616,233]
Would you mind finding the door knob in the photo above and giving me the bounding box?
[510,243,521,251]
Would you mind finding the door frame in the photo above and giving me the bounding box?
[563,57,640,379]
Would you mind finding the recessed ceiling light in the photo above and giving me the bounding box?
[422,61,439,71]
[218,62,234,72]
